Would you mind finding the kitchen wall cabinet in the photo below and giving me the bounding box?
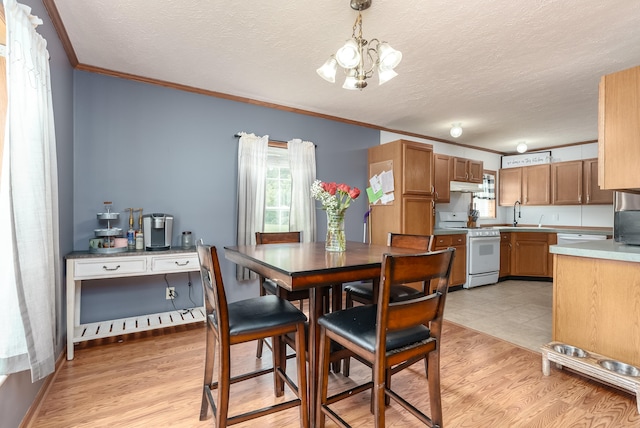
[510,232,555,278]
[550,159,613,205]
[451,157,483,183]
[499,232,511,278]
[433,153,451,203]
[583,159,614,204]
[499,164,551,206]
[433,233,466,286]
[499,167,522,206]
[523,164,551,205]
[368,139,434,246]
[598,65,640,190]
[551,160,583,205]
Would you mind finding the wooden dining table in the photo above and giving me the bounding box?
[224,240,421,426]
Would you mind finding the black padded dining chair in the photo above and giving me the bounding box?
[316,248,455,428]
[342,232,434,375]
[344,232,434,307]
[255,231,331,359]
[255,231,307,358]
[197,240,309,428]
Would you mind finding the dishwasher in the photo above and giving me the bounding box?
[556,233,607,245]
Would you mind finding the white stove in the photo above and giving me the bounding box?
[438,212,500,288]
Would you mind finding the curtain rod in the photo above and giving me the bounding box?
[234,133,317,147]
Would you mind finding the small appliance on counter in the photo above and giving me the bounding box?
[614,191,640,245]
[143,213,174,250]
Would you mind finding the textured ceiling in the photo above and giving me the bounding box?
[49,0,640,154]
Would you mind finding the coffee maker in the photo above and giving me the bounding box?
[142,213,173,250]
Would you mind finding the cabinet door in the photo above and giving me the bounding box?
[451,236,467,286]
[499,167,522,206]
[451,157,468,181]
[583,159,614,204]
[598,65,640,190]
[468,160,484,183]
[552,161,583,204]
[523,164,551,205]
[499,233,511,277]
[511,233,549,277]
[433,154,451,203]
[402,196,434,236]
[433,234,466,286]
[403,143,433,195]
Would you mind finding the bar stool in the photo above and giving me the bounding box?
[316,248,455,427]
[342,232,434,375]
[197,241,309,428]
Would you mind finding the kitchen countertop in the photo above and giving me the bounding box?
[550,239,640,263]
[490,226,611,235]
[434,226,612,236]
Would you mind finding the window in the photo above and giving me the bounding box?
[264,144,292,232]
[473,170,496,218]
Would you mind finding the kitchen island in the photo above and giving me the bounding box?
[549,239,640,367]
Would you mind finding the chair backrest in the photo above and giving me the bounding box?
[255,231,302,245]
[387,233,433,252]
[197,240,228,339]
[387,233,435,292]
[376,248,455,349]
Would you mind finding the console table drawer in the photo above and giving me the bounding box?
[151,254,199,273]
[73,257,147,279]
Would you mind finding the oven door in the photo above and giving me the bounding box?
[468,235,500,275]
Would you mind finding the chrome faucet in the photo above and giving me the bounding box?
[513,201,521,227]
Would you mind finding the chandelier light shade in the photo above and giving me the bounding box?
[450,123,463,138]
[316,0,402,90]
[516,142,528,153]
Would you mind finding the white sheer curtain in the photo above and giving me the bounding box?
[288,139,316,242]
[236,132,268,280]
[0,0,60,381]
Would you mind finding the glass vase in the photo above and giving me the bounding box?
[325,210,346,252]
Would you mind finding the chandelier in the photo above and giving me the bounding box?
[316,0,402,90]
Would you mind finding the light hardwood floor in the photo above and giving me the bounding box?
[27,313,639,427]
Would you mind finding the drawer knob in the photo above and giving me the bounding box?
[175,260,190,266]
[102,265,121,271]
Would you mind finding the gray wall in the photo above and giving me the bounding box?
[0,0,75,427]
[72,71,377,322]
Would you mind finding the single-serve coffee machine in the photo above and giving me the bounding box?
[143,213,173,250]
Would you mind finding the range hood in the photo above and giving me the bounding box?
[450,181,482,193]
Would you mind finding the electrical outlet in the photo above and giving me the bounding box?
[166,287,176,300]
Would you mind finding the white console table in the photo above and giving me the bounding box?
[65,248,205,360]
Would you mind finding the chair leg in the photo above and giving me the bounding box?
[341,291,353,376]
[200,324,216,420]
[427,351,443,427]
[257,281,268,358]
[295,324,310,428]
[316,329,332,428]
[373,358,386,428]
[216,344,231,428]
[256,338,265,359]
[272,335,286,396]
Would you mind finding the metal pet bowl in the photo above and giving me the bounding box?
[598,360,640,377]
[552,343,589,358]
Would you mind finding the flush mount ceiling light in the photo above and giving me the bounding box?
[516,142,528,153]
[450,123,463,138]
[316,0,402,90]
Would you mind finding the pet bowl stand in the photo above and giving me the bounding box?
[541,341,640,413]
